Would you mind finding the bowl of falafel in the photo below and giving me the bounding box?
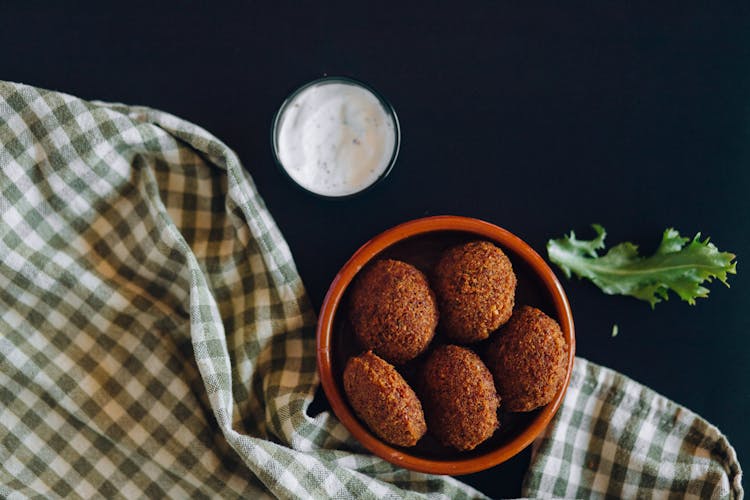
[316,215,575,475]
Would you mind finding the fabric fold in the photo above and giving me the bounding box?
[523,357,743,499]
[0,81,481,499]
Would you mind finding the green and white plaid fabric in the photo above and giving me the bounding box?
[0,81,481,499]
[524,358,743,499]
[0,81,742,499]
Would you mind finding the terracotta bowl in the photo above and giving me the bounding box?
[316,216,575,475]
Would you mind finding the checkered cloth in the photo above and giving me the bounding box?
[524,358,742,499]
[0,81,742,499]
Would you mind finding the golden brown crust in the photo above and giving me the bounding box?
[485,305,568,412]
[348,259,438,364]
[343,351,427,447]
[433,241,516,343]
[419,345,500,451]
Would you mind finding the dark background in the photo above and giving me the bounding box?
[4,2,749,497]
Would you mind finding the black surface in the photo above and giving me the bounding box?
[4,2,749,497]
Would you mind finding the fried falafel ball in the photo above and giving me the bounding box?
[348,259,438,364]
[485,305,568,412]
[433,241,517,343]
[419,345,500,451]
[343,351,427,447]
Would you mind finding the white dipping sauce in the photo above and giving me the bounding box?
[276,81,397,197]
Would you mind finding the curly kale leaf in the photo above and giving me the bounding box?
[547,224,737,307]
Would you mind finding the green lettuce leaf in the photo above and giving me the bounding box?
[546,224,737,307]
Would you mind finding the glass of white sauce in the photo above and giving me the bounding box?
[272,76,400,198]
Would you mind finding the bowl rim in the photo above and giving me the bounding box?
[316,215,576,475]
